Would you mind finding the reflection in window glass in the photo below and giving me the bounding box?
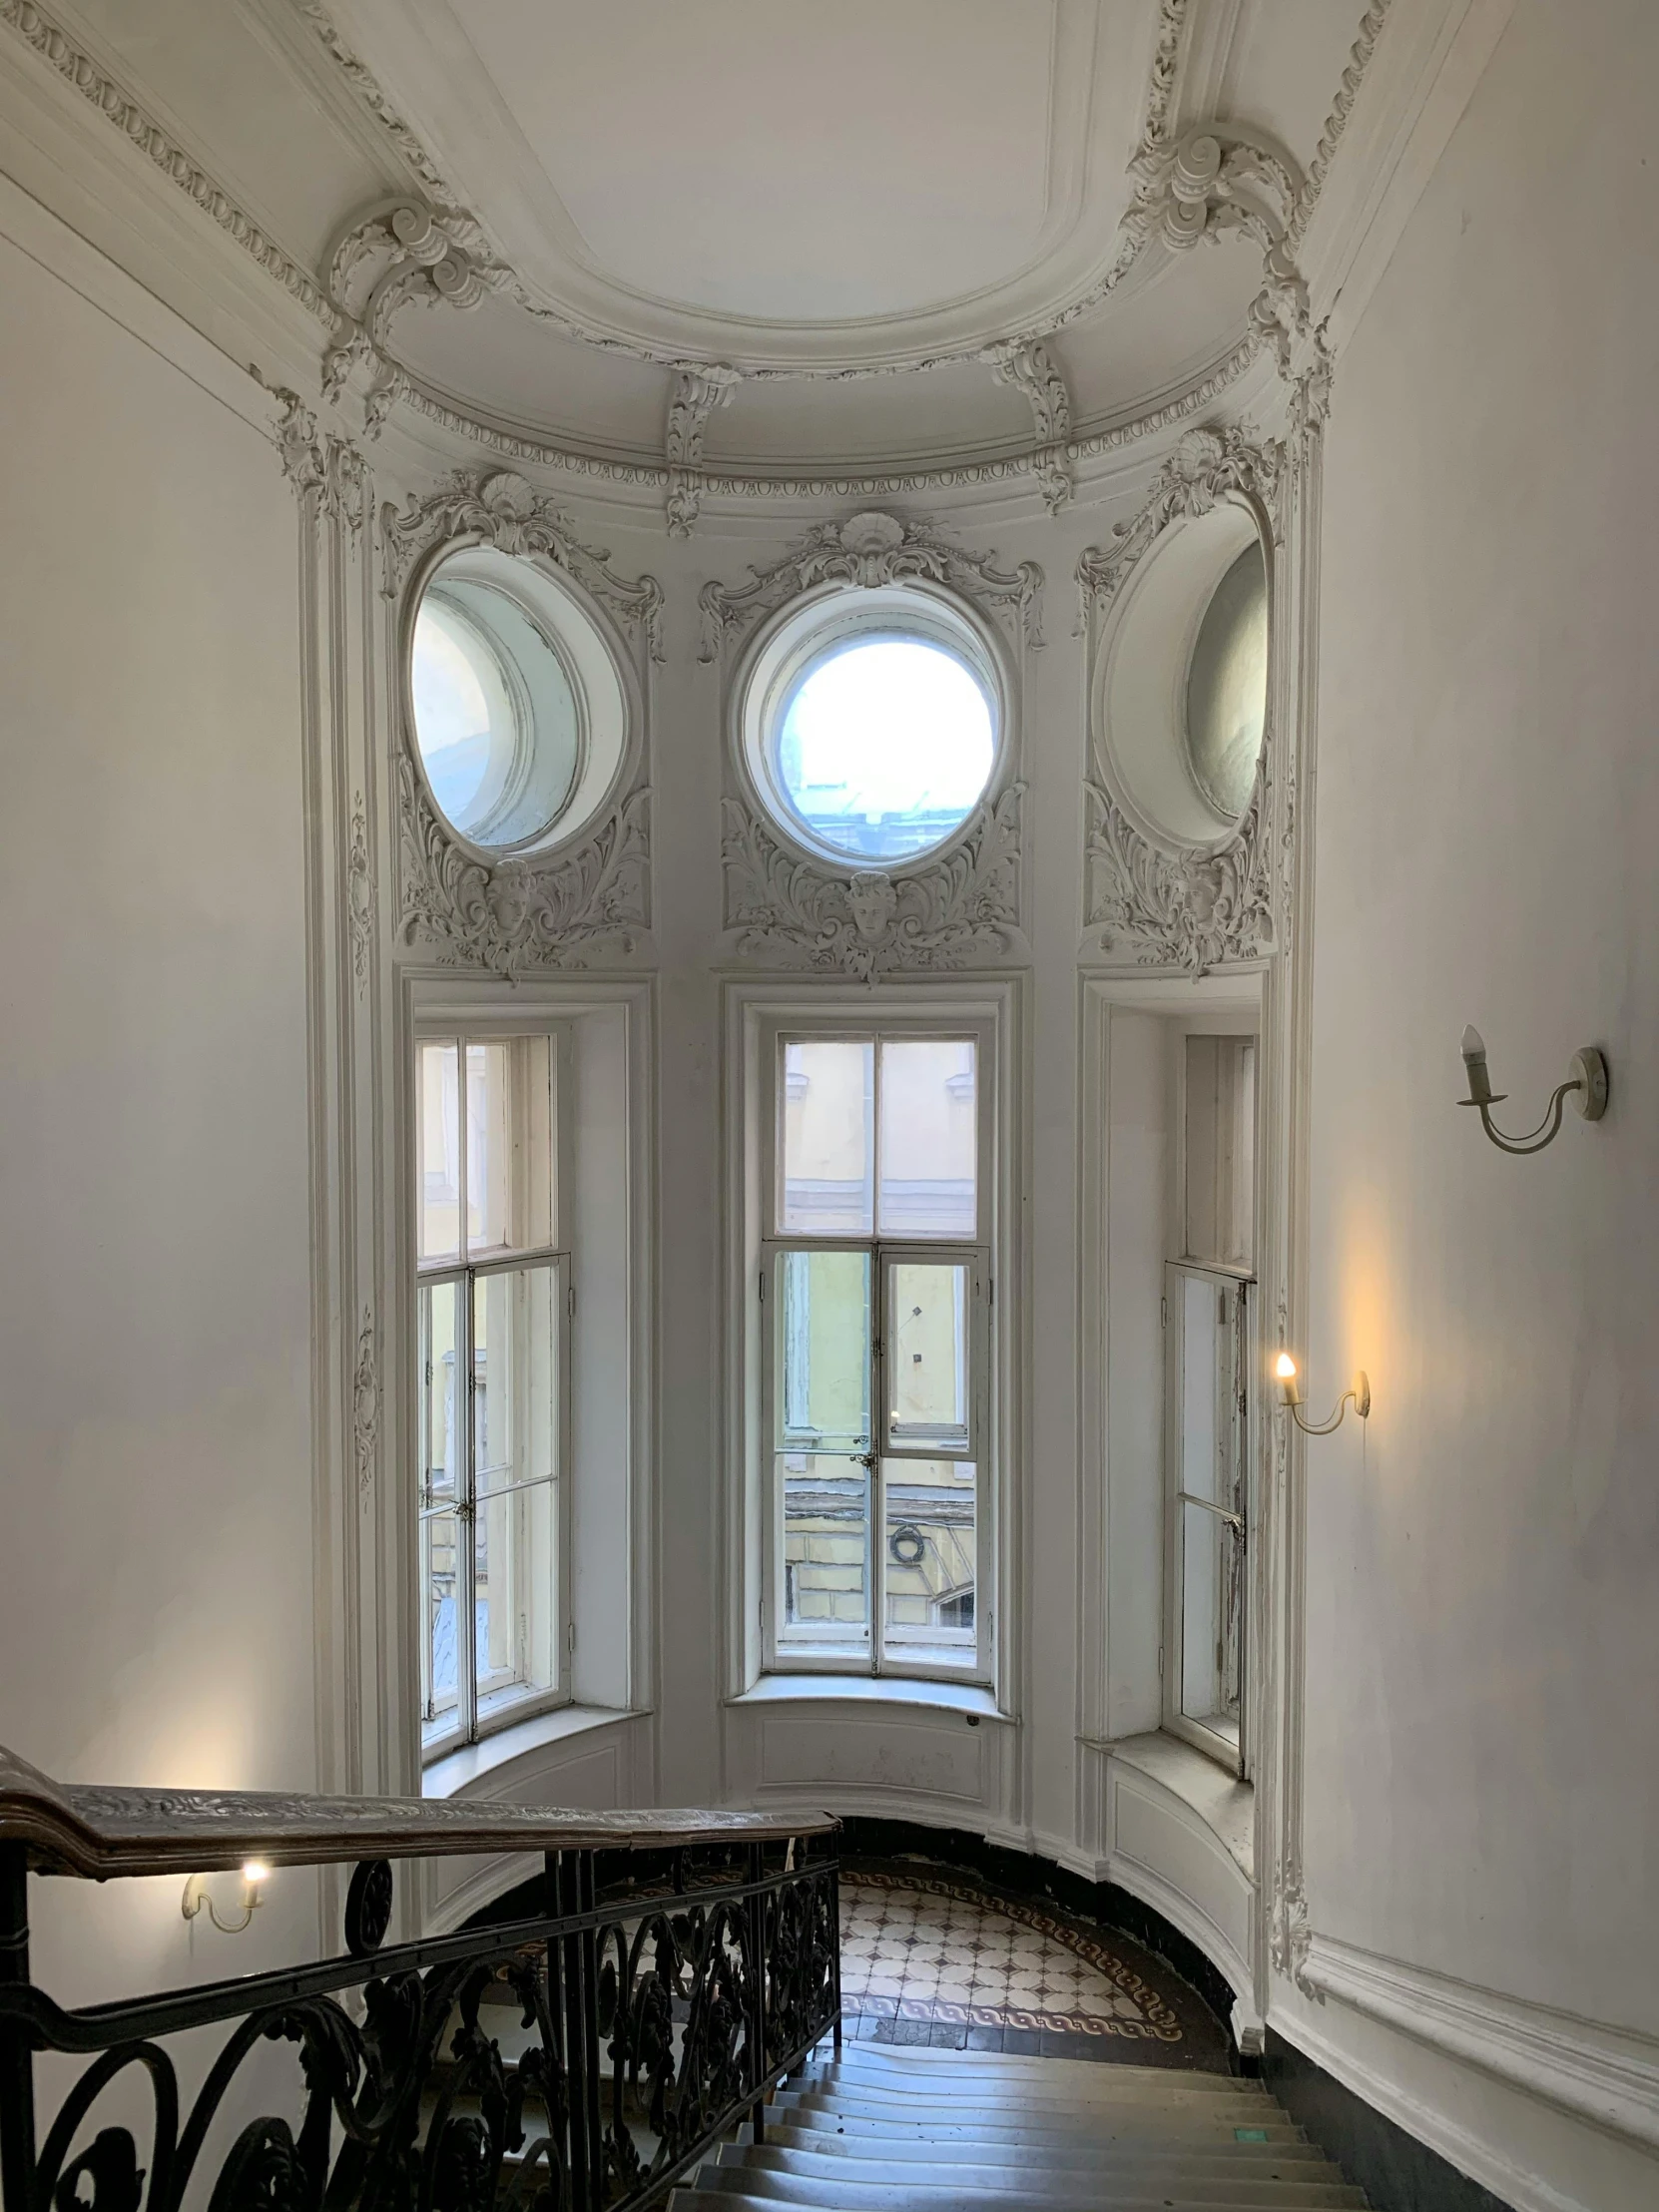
[876,1039,976,1239]
[777,1249,871,1451]
[884,1261,969,1455]
[1184,543,1267,823]
[775,636,994,862]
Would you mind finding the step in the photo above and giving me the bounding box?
[830,2048,1252,2090]
[723,2145,1361,2205]
[741,2129,1335,2175]
[799,2061,1268,2108]
[762,2106,1308,2153]
[675,2182,1360,2212]
[774,2086,1281,2129]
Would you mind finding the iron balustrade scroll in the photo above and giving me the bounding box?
[0,1747,839,2212]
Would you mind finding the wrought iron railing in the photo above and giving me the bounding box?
[0,1747,839,2212]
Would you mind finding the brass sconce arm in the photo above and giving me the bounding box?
[1458,1028,1608,1155]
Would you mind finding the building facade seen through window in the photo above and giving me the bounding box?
[764,1028,991,1681]
[415,1032,570,1756]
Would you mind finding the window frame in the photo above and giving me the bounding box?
[746,1006,1002,1690]
[412,1019,576,1761]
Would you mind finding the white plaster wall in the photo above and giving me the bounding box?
[1298,0,1659,2199]
[0,219,318,2001]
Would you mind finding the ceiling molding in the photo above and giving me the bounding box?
[983,341,1075,515]
[665,366,742,539]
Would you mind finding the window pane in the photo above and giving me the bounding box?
[779,1454,870,1656]
[776,1249,870,1452]
[420,1509,461,1741]
[779,1039,873,1236]
[472,1265,559,1713]
[467,1037,556,1256]
[877,1038,976,1238]
[882,1459,976,1668]
[417,1042,462,1264]
[418,1280,460,1511]
[1180,1498,1243,1748]
[1179,1273,1240,1509]
[883,1261,970,1456]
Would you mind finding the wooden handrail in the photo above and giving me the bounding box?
[0,1746,834,1879]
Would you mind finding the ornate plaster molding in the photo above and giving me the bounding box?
[396,760,651,978]
[379,467,664,660]
[384,468,659,976]
[1286,1,1397,251]
[351,1306,378,1499]
[721,789,1023,981]
[666,364,742,537]
[1076,424,1280,629]
[0,1,335,329]
[699,508,1043,664]
[270,388,368,528]
[1083,771,1273,975]
[983,340,1073,513]
[1270,1868,1317,2000]
[347,793,374,998]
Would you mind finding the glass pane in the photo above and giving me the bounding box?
[421,1509,461,1740]
[876,1039,976,1239]
[417,1042,462,1264]
[472,1266,559,1711]
[779,1039,873,1236]
[776,1249,870,1452]
[1180,1498,1243,1748]
[418,1281,461,1511]
[883,1261,969,1455]
[773,636,995,863]
[778,1454,870,1656]
[881,1460,977,1668]
[1184,541,1267,826]
[1179,1272,1238,1508]
[467,1037,556,1256]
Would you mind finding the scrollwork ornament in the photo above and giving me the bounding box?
[722,788,1024,980]
[346,794,374,997]
[351,1306,378,1500]
[700,510,1042,662]
[397,759,651,978]
[1084,773,1272,975]
[1076,424,1280,634]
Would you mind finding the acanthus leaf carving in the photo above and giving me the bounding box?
[347,792,374,998]
[699,509,1042,664]
[721,788,1023,981]
[268,387,368,529]
[352,1306,378,1500]
[1084,773,1272,976]
[982,339,1074,513]
[380,468,664,661]
[665,364,742,538]
[1076,423,1280,632]
[397,759,651,979]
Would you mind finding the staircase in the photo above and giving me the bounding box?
[670,2041,1367,2211]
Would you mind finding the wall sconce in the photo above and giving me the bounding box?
[1276,1353,1370,1435]
[1458,1026,1608,1155]
[182,1861,270,1935]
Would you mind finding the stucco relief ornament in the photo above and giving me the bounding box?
[721,788,1024,981]
[699,510,1043,661]
[1083,769,1273,975]
[1271,1870,1320,2001]
[351,1306,378,1499]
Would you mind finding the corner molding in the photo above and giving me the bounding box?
[699,508,1044,663]
[720,787,1024,981]
[383,468,660,976]
[1301,1933,1659,2159]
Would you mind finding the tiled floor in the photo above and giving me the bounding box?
[837,1869,1226,2066]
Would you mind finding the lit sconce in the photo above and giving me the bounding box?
[1458,1026,1608,1155]
[1275,1352,1370,1436]
[182,1861,271,1935]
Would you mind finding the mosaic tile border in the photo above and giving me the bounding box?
[842,1869,1186,2042]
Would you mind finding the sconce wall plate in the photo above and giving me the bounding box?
[1459,1028,1609,1155]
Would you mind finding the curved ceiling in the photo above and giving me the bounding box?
[38,0,1383,495]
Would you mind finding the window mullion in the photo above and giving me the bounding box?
[870,1241,885,1676]
[460,1265,478,1746]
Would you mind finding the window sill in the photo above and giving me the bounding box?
[730,1673,1003,1720]
[423,1704,643,1801]
[1087,1729,1254,1879]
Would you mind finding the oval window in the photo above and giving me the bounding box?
[1184,542,1267,823]
[745,587,1005,868]
[408,545,633,859]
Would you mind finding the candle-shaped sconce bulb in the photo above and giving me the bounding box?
[1459,1024,1493,1104]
